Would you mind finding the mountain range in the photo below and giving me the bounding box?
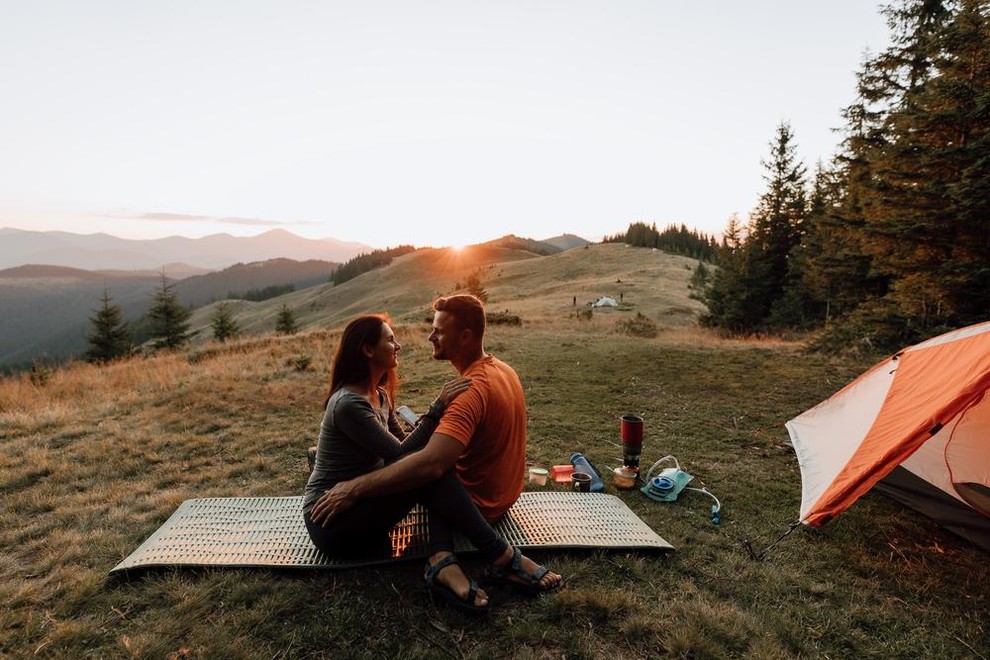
[0,227,371,271]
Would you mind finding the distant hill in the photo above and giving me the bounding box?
[2,237,706,370]
[186,243,708,343]
[0,258,336,370]
[174,258,336,307]
[478,234,563,256]
[0,264,110,282]
[541,233,592,250]
[0,263,208,280]
[96,264,212,279]
[0,227,370,271]
[0,267,161,370]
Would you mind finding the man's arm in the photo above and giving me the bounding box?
[309,433,463,526]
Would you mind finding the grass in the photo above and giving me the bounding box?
[1,245,987,658]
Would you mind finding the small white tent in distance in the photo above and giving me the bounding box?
[786,321,990,552]
[593,296,618,308]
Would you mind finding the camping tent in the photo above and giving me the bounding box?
[593,296,618,308]
[785,321,990,551]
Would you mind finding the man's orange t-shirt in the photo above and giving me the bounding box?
[435,354,526,522]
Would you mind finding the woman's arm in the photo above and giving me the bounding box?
[391,401,445,456]
[334,377,472,462]
[333,395,426,462]
[384,396,407,442]
[392,376,472,456]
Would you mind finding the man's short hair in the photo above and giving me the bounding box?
[433,294,486,339]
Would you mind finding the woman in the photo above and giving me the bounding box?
[303,314,561,613]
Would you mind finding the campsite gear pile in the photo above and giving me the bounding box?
[786,320,990,552]
[607,414,723,523]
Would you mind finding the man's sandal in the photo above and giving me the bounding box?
[486,547,562,596]
[423,554,490,614]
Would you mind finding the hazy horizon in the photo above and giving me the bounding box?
[0,224,588,250]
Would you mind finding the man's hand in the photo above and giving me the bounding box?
[310,480,357,527]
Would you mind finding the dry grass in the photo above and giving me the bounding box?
[1,246,987,658]
[185,243,708,344]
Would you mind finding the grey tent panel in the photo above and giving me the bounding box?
[877,466,990,552]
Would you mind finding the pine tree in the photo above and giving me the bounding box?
[211,301,240,343]
[787,160,862,327]
[616,221,717,260]
[688,262,710,301]
[465,271,489,302]
[939,0,990,321]
[148,271,192,350]
[705,125,807,332]
[807,108,887,327]
[702,215,754,330]
[803,53,898,340]
[275,304,299,335]
[746,122,808,324]
[84,289,131,363]
[850,0,989,334]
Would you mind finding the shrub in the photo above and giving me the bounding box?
[288,355,312,371]
[486,311,521,326]
[29,359,53,386]
[616,313,658,338]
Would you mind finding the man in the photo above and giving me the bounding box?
[310,294,527,525]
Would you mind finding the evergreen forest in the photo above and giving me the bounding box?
[605,222,719,262]
[332,245,417,285]
[698,0,989,350]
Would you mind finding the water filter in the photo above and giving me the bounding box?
[569,452,604,492]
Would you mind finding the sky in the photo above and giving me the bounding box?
[0,1,892,250]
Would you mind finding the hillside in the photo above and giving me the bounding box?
[187,243,707,340]
[0,264,119,282]
[0,258,336,370]
[476,234,563,255]
[174,258,335,308]
[0,268,162,369]
[6,242,666,370]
